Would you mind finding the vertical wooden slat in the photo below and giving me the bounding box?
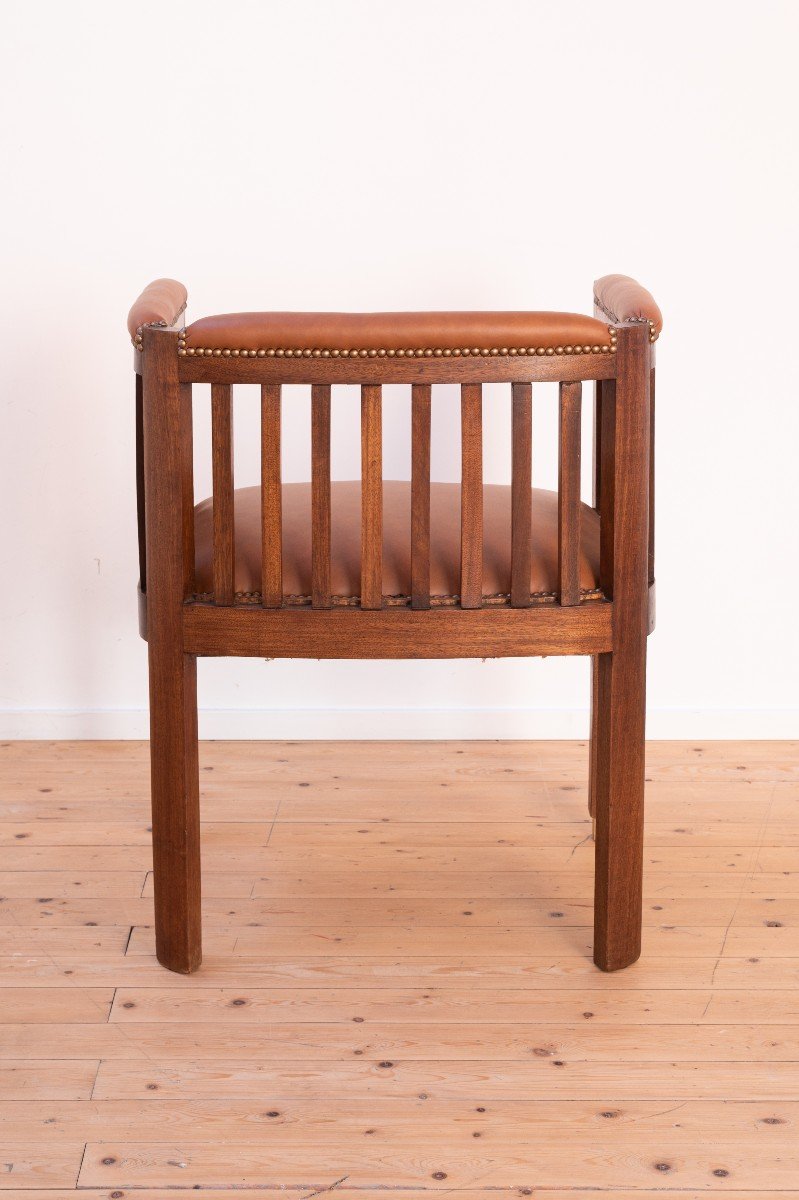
[360,384,383,609]
[592,379,603,513]
[211,383,234,605]
[261,384,282,607]
[460,383,483,609]
[558,381,583,605]
[180,383,195,597]
[411,384,431,610]
[599,379,617,596]
[135,373,147,594]
[311,384,331,608]
[510,382,532,607]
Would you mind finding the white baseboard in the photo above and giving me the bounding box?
[0,708,796,739]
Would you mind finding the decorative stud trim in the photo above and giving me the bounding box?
[593,295,658,342]
[176,329,617,359]
[188,587,605,608]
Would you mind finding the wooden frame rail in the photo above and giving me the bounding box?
[183,602,613,660]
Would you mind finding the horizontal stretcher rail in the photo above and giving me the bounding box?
[182,600,613,659]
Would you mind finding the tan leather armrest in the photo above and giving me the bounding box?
[593,274,662,338]
[127,279,188,344]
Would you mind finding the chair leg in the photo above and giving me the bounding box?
[592,648,646,972]
[588,655,599,834]
[148,647,201,974]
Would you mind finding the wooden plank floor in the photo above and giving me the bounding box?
[0,739,797,1198]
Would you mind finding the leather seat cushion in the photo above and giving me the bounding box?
[194,482,601,603]
[181,311,614,357]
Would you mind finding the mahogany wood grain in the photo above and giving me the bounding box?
[510,382,532,608]
[592,378,603,514]
[593,323,651,971]
[260,384,282,607]
[360,385,382,609]
[180,383,195,596]
[179,352,617,388]
[410,383,431,610]
[141,328,201,974]
[557,381,582,606]
[459,383,483,609]
[598,379,617,595]
[588,380,603,818]
[590,375,619,823]
[135,374,146,593]
[210,384,234,605]
[588,658,599,820]
[183,601,612,660]
[311,384,331,608]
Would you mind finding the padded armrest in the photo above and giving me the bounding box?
[127,279,188,345]
[593,275,662,339]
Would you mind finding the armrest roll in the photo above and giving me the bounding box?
[127,279,188,344]
[594,274,662,338]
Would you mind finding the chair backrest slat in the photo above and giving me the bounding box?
[510,382,532,607]
[135,374,147,593]
[411,383,431,610]
[592,379,603,513]
[360,384,383,609]
[211,383,235,604]
[260,383,282,607]
[180,383,196,597]
[460,383,483,608]
[558,380,583,605]
[311,383,332,607]
[598,379,616,595]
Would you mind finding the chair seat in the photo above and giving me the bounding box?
[180,311,615,359]
[193,482,601,604]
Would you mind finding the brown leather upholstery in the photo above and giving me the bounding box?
[127,279,188,344]
[593,274,663,338]
[181,311,615,358]
[194,481,601,602]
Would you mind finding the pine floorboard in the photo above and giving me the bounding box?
[0,738,796,1196]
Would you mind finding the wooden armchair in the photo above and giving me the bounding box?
[128,275,661,975]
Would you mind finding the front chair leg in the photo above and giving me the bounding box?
[592,648,646,972]
[148,648,201,973]
[588,655,599,836]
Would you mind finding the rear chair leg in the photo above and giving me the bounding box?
[592,647,646,972]
[148,648,201,973]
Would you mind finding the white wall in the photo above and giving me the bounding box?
[1,0,797,739]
